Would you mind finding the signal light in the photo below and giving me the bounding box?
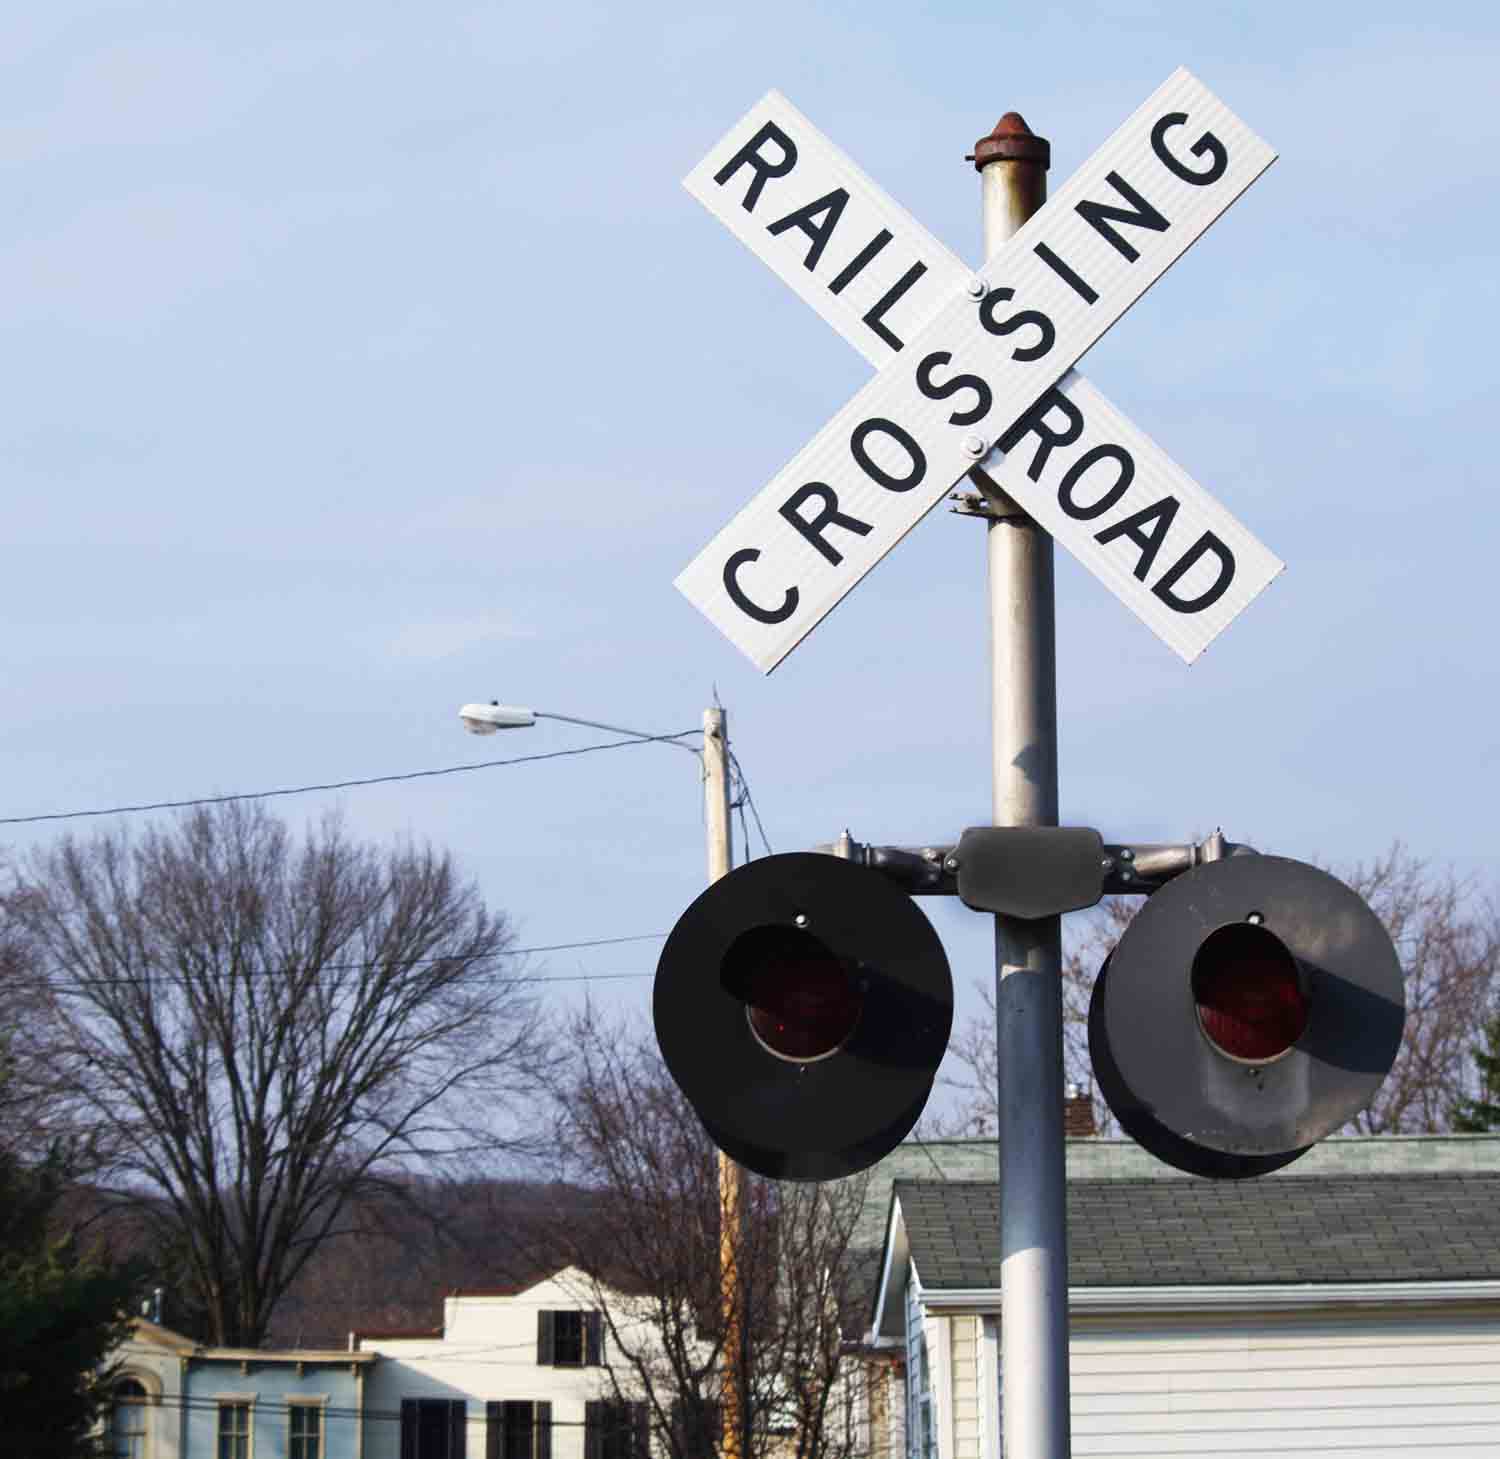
[1190,922,1309,1062]
[728,925,865,1062]
[1089,854,1405,1179]
[654,852,952,1182]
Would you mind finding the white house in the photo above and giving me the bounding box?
[867,1165,1500,1457]
[352,1265,705,1459]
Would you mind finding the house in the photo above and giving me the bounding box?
[103,1316,375,1459]
[865,1147,1500,1457]
[105,1317,194,1459]
[352,1265,700,1459]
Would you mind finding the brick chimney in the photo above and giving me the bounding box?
[1063,1083,1097,1137]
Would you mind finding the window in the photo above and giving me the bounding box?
[290,1404,322,1459]
[536,1309,602,1366]
[112,1379,148,1459]
[400,1398,467,1459]
[585,1400,647,1459]
[218,1401,251,1459]
[485,1400,552,1459]
[555,1311,584,1365]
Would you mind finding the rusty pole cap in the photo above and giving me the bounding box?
[967,112,1051,172]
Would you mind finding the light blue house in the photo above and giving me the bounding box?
[181,1345,376,1459]
[107,1320,376,1459]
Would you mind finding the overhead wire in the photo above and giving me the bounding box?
[726,749,773,860]
[110,1386,659,1428]
[6,729,770,996]
[24,932,669,996]
[0,731,703,827]
[39,959,651,995]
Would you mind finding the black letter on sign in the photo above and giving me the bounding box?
[1150,112,1228,186]
[766,189,850,272]
[723,548,798,624]
[997,386,1084,481]
[1094,496,1181,581]
[778,483,873,566]
[1057,444,1135,520]
[916,351,993,427]
[851,417,926,493]
[713,122,799,213]
[863,262,928,351]
[1153,532,1235,613]
[1033,242,1098,305]
[828,229,893,295]
[978,288,1055,362]
[1075,172,1169,263]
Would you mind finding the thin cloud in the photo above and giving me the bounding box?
[386,618,535,661]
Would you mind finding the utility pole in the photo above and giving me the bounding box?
[704,706,745,1459]
[971,114,1072,1458]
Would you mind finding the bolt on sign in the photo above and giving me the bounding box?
[676,68,1283,672]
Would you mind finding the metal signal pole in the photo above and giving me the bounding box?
[970,115,1072,1458]
[704,706,746,1459]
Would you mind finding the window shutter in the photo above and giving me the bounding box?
[486,1402,503,1459]
[449,1399,468,1459]
[586,1310,603,1366]
[585,1400,606,1459]
[537,1402,553,1459]
[401,1400,418,1459]
[632,1402,649,1459]
[537,1309,556,1365]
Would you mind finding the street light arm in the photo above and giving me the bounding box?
[533,710,704,756]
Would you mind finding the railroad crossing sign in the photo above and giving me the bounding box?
[675,68,1283,672]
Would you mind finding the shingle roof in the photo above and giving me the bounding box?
[851,1135,1500,1254]
[892,1174,1500,1289]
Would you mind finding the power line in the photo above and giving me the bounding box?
[112,1387,661,1427]
[26,932,668,995]
[44,966,655,995]
[515,934,665,956]
[727,749,773,859]
[0,732,703,827]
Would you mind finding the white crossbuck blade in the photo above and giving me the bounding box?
[676,67,1283,672]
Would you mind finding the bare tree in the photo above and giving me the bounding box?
[0,872,92,1165]
[1339,845,1498,1132]
[931,844,1500,1140]
[546,1001,872,1459]
[6,801,551,1346]
[929,899,1131,1139]
[545,1001,732,1459]
[755,1176,874,1459]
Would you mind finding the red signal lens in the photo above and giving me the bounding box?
[1191,921,1309,1063]
[723,925,863,1063]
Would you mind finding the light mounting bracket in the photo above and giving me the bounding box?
[813,827,1257,918]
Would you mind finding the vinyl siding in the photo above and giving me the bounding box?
[947,1317,980,1459]
[1067,1310,1500,1457]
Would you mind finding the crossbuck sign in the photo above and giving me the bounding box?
[675,68,1283,672]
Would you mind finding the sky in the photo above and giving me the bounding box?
[3,1,1497,1130]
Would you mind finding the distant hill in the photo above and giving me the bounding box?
[53,1173,613,1349]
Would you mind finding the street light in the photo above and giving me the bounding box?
[458,703,537,732]
[459,701,713,748]
[456,695,746,1459]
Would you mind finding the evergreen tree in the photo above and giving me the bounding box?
[0,1065,139,1459]
[1453,1010,1500,1132]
